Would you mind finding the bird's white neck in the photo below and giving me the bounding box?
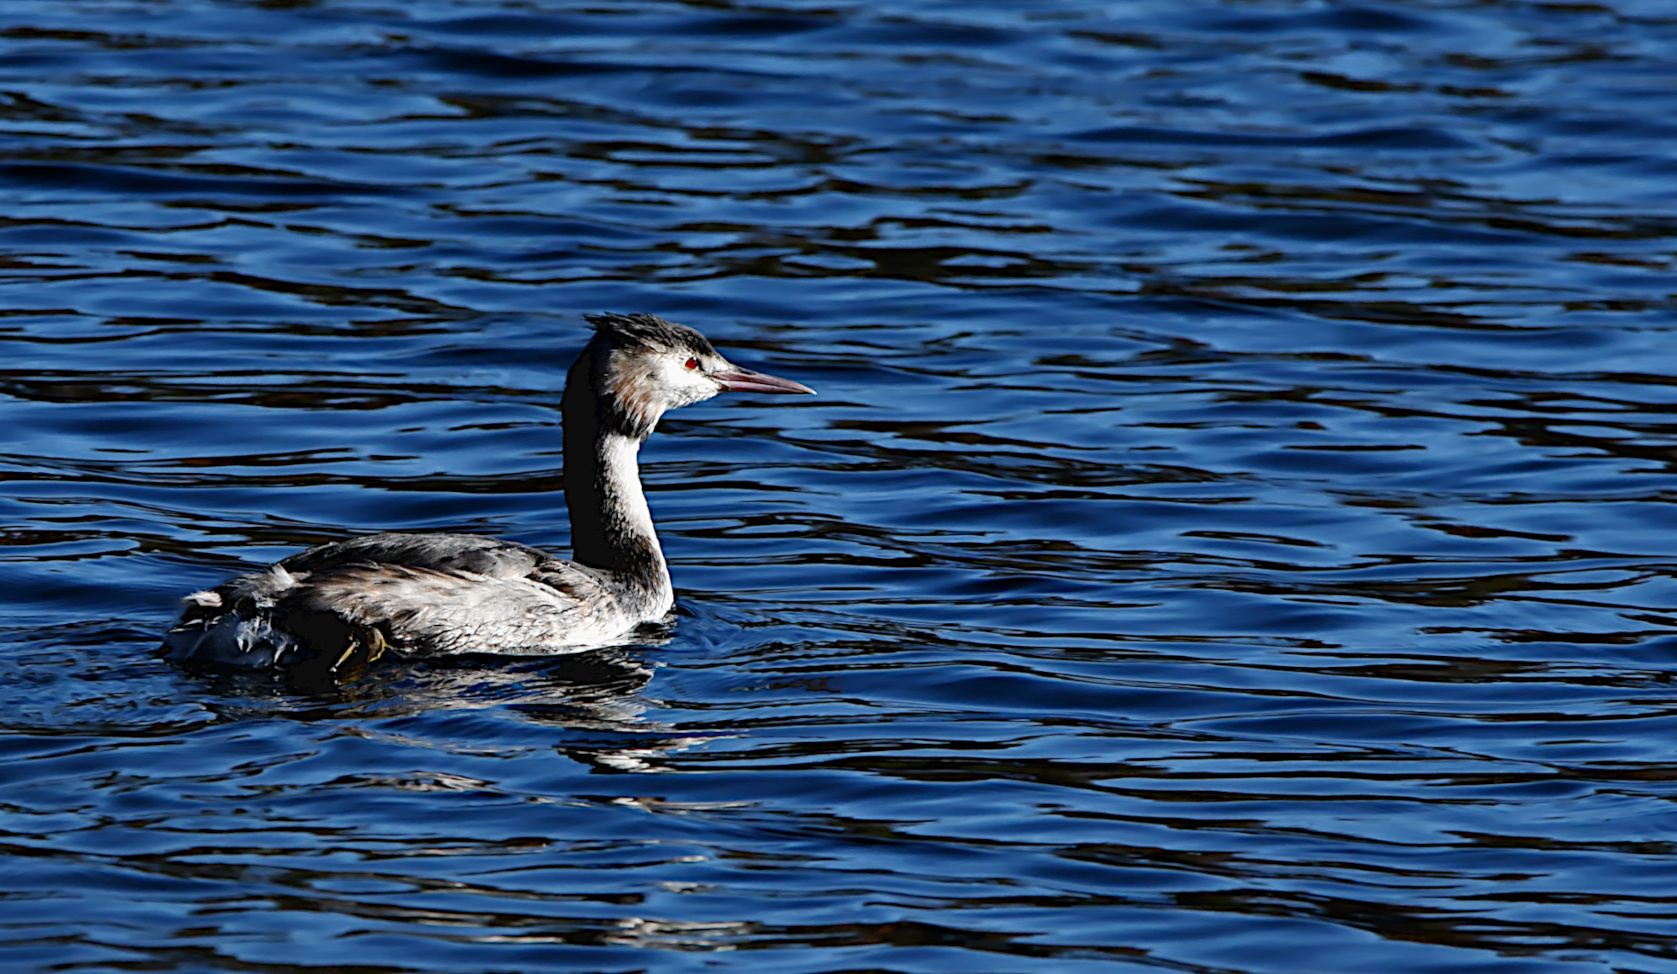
[562,351,674,616]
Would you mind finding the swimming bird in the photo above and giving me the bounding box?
[163,312,814,678]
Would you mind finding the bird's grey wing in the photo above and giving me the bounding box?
[277,532,554,579]
[286,560,625,657]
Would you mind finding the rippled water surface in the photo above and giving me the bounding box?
[5,1,1677,971]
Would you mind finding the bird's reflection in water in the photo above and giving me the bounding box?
[192,636,660,718]
[187,624,733,774]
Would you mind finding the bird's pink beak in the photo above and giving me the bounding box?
[713,366,815,396]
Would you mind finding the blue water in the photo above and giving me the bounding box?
[4,1,1677,971]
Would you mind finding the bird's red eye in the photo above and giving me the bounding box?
[685,357,699,370]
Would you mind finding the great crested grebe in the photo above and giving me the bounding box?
[164,312,814,677]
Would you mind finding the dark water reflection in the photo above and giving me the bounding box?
[4,0,1677,971]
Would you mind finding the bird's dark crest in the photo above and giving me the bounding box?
[585,312,718,357]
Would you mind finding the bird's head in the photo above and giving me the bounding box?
[578,312,814,439]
